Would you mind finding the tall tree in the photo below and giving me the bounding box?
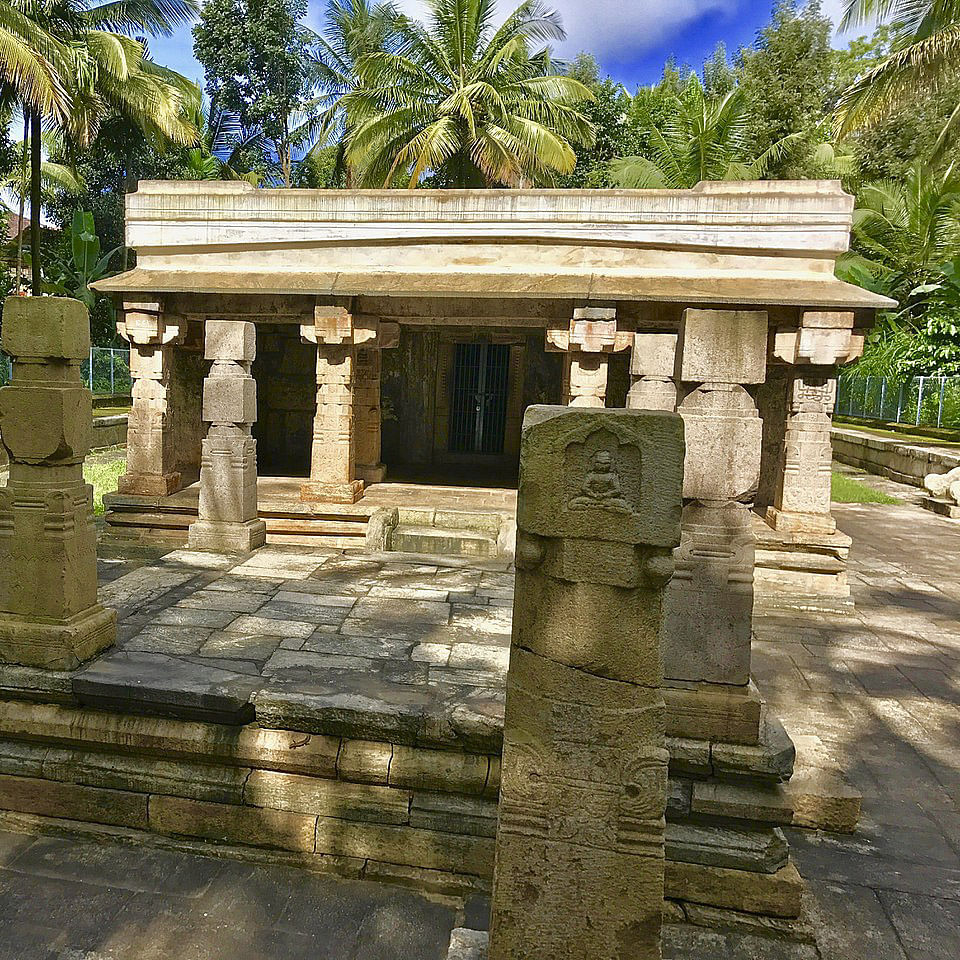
[308,0,401,186]
[194,0,318,185]
[736,0,836,178]
[0,0,198,292]
[555,53,637,188]
[343,0,595,188]
[609,74,799,189]
[836,0,960,158]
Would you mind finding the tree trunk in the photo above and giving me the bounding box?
[14,114,28,294]
[30,110,41,295]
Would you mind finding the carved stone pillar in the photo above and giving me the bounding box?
[627,332,678,411]
[187,321,266,553]
[354,322,399,485]
[663,309,768,687]
[547,306,632,407]
[489,406,683,960]
[768,312,865,535]
[0,297,116,669]
[116,301,185,496]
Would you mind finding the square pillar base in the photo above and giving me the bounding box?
[300,479,365,504]
[0,604,116,671]
[188,518,267,554]
[765,506,837,536]
[117,472,181,497]
[357,463,387,485]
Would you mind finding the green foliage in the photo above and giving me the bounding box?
[343,0,596,187]
[831,470,901,503]
[193,0,318,184]
[609,74,799,189]
[45,211,122,343]
[836,0,960,160]
[736,0,836,178]
[555,54,637,188]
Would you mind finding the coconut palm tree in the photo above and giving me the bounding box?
[0,0,199,291]
[343,0,595,188]
[609,74,799,189]
[307,0,402,185]
[838,162,960,304]
[835,0,960,155]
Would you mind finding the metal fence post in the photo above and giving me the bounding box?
[110,348,115,395]
[917,376,925,425]
[896,382,904,423]
[938,377,947,427]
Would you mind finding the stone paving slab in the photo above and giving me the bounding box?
[0,827,457,960]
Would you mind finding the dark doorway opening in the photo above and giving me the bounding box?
[448,342,511,455]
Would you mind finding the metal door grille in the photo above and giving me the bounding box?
[449,342,510,454]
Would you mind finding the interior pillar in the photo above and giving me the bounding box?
[547,305,631,407]
[116,301,186,497]
[626,332,679,411]
[354,322,399,485]
[188,320,266,553]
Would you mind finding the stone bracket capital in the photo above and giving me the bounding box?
[118,302,186,347]
[546,315,632,354]
[773,311,864,366]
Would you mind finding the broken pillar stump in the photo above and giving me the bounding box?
[0,296,116,669]
[489,405,684,960]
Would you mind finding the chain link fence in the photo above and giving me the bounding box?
[837,375,960,428]
[0,346,131,396]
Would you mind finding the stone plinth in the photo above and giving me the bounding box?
[117,302,186,496]
[489,406,684,960]
[0,296,116,669]
[188,320,266,553]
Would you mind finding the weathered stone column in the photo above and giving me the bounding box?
[0,297,116,669]
[767,312,864,535]
[117,301,185,496]
[663,309,767,688]
[354,322,399,485]
[547,306,632,407]
[489,406,683,960]
[187,320,266,553]
[627,332,679,411]
[300,306,383,503]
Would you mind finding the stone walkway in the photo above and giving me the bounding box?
[0,826,458,960]
[2,466,959,958]
[755,467,960,960]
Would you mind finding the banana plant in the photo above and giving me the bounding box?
[45,211,123,313]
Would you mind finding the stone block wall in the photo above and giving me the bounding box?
[252,323,316,476]
[831,426,960,487]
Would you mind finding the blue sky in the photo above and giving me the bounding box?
[149,0,860,92]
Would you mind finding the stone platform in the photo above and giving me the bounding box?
[0,543,833,932]
[103,478,518,552]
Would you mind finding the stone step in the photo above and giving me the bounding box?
[388,524,498,558]
[666,821,789,874]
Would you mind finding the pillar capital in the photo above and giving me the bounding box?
[547,307,631,408]
[300,306,399,348]
[627,331,678,411]
[773,310,864,366]
[117,301,186,346]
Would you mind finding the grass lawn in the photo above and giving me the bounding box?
[84,458,125,515]
[831,470,901,505]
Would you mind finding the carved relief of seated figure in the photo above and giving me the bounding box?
[569,450,634,513]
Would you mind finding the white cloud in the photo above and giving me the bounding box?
[392,0,742,60]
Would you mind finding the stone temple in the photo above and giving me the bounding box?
[0,180,893,955]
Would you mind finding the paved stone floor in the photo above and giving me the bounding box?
[2,464,959,958]
[756,466,960,960]
[0,826,458,960]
